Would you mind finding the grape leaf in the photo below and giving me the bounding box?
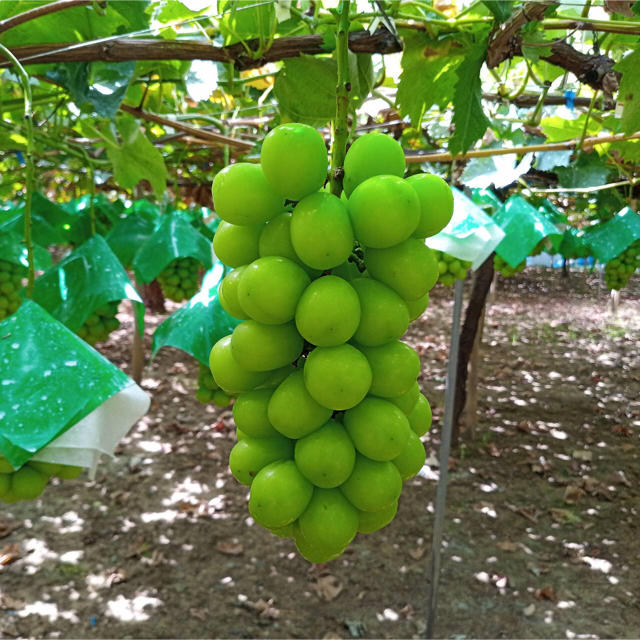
[449,36,490,156]
[104,116,168,198]
[540,114,601,142]
[555,152,611,188]
[614,49,640,134]
[396,32,460,128]
[482,0,514,23]
[274,55,336,127]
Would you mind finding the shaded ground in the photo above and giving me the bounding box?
[1,269,639,639]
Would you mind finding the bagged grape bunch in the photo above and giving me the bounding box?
[434,251,471,286]
[157,257,202,302]
[209,125,453,563]
[75,300,121,346]
[0,259,26,321]
[604,239,640,291]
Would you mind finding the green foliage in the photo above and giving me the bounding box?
[615,49,640,134]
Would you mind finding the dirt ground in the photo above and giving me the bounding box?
[1,268,639,640]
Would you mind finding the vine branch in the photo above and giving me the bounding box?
[0,0,93,35]
[329,1,351,197]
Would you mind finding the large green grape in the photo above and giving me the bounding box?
[294,275,360,347]
[213,221,262,268]
[348,175,420,248]
[260,123,328,201]
[340,454,403,512]
[218,267,250,320]
[357,341,421,398]
[231,320,303,372]
[406,173,454,238]
[290,192,354,269]
[237,256,310,324]
[209,335,269,393]
[228,435,293,485]
[212,163,284,225]
[343,132,406,197]
[365,239,439,301]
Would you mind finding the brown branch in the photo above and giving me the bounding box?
[482,92,614,110]
[405,131,640,164]
[486,0,557,68]
[119,104,254,151]
[4,27,403,70]
[0,0,92,35]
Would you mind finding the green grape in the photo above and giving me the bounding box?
[260,123,328,201]
[249,460,313,529]
[357,341,420,398]
[350,277,409,347]
[295,275,360,347]
[218,267,250,320]
[213,390,233,407]
[233,388,280,438]
[294,527,346,564]
[213,220,263,267]
[237,256,310,324]
[0,260,25,321]
[209,335,269,394]
[343,132,406,198]
[158,258,201,301]
[406,173,454,238]
[230,320,303,372]
[357,500,398,534]
[294,419,355,488]
[434,250,471,286]
[11,466,49,500]
[405,292,430,321]
[348,175,420,248]
[267,370,332,439]
[296,488,359,559]
[388,381,420,415]
[75,300,121,346]
[303,344,372,411]
[340,454,403,512]
[212,163,284,225]
[290,192,354,269]
[365,239,439,301]
[228,434,294,485]
[408,393,433,437]
[392,430,426,480]
[604,239,640,290]
[344,397,410,461]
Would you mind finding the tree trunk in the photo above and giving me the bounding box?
[143,279,166,314]
[451,255,495,446]
[463,304,486,441]
[562,257,569,278]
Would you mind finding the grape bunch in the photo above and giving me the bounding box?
[494,254,526,276]
[434,251,471,286]
[157,257,201,302]
[75,300,120,346]
[604,239,640,290]
[209,125,452,563]
[0,453,82,503]
[0,259,25,321]
[196,362,233,407]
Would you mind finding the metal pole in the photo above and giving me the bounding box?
[425,278,465,638]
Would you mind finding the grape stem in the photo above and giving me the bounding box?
[329,1,351,197]
[0,42,35,298]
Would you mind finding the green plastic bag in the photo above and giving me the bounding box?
[425,187,505,269]
[0,193,71,246]
[584,207,640,263]
[132,211,213,284]
[0,300,149,470]
[493,195,561,267]
[152,261,240,366]
[0,231,52,271]
[62,193,126,244]
[106,215,158,268]
[470,187,503,215]
[30,235,143,332]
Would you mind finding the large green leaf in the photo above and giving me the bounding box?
[614,49,640,134]
[396,32,460,128]
[104,116,168,198]
[218,0,276,45]
[482,1,514,23]
[449,35,490,156]
[555,152,611,188]
[274,55,337,127]
[47,62,136,118]
[540,114,601,142]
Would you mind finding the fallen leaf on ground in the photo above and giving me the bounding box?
[105,568,128,587]
[244,598,280,620]
[563,484,586,504]
[216,541,244,556]
[0,593,25,610]
[312,574,343,601]
[189,608,208,621]
[535,586,557,602]
[497,541,519,552]
[409,547,425,560]
[0,521,21,540]
[486,442,502,457]
[506,503,541,523]
[572,450,593,462]
[611,425,633,437]
[0,544,21,566]
[523,604,536,616]
[527,561,550,576]
[549,508,581,524]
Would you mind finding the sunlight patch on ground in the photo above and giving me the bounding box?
[140,510,179,523]
[41,511,85,534]
[137,439,170,453]
[59,550,84,564]
[582,556,612,574]
[17,601,79,623]
[163,477,210,504]
[22,538,58,572]
[105,593,163,622]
